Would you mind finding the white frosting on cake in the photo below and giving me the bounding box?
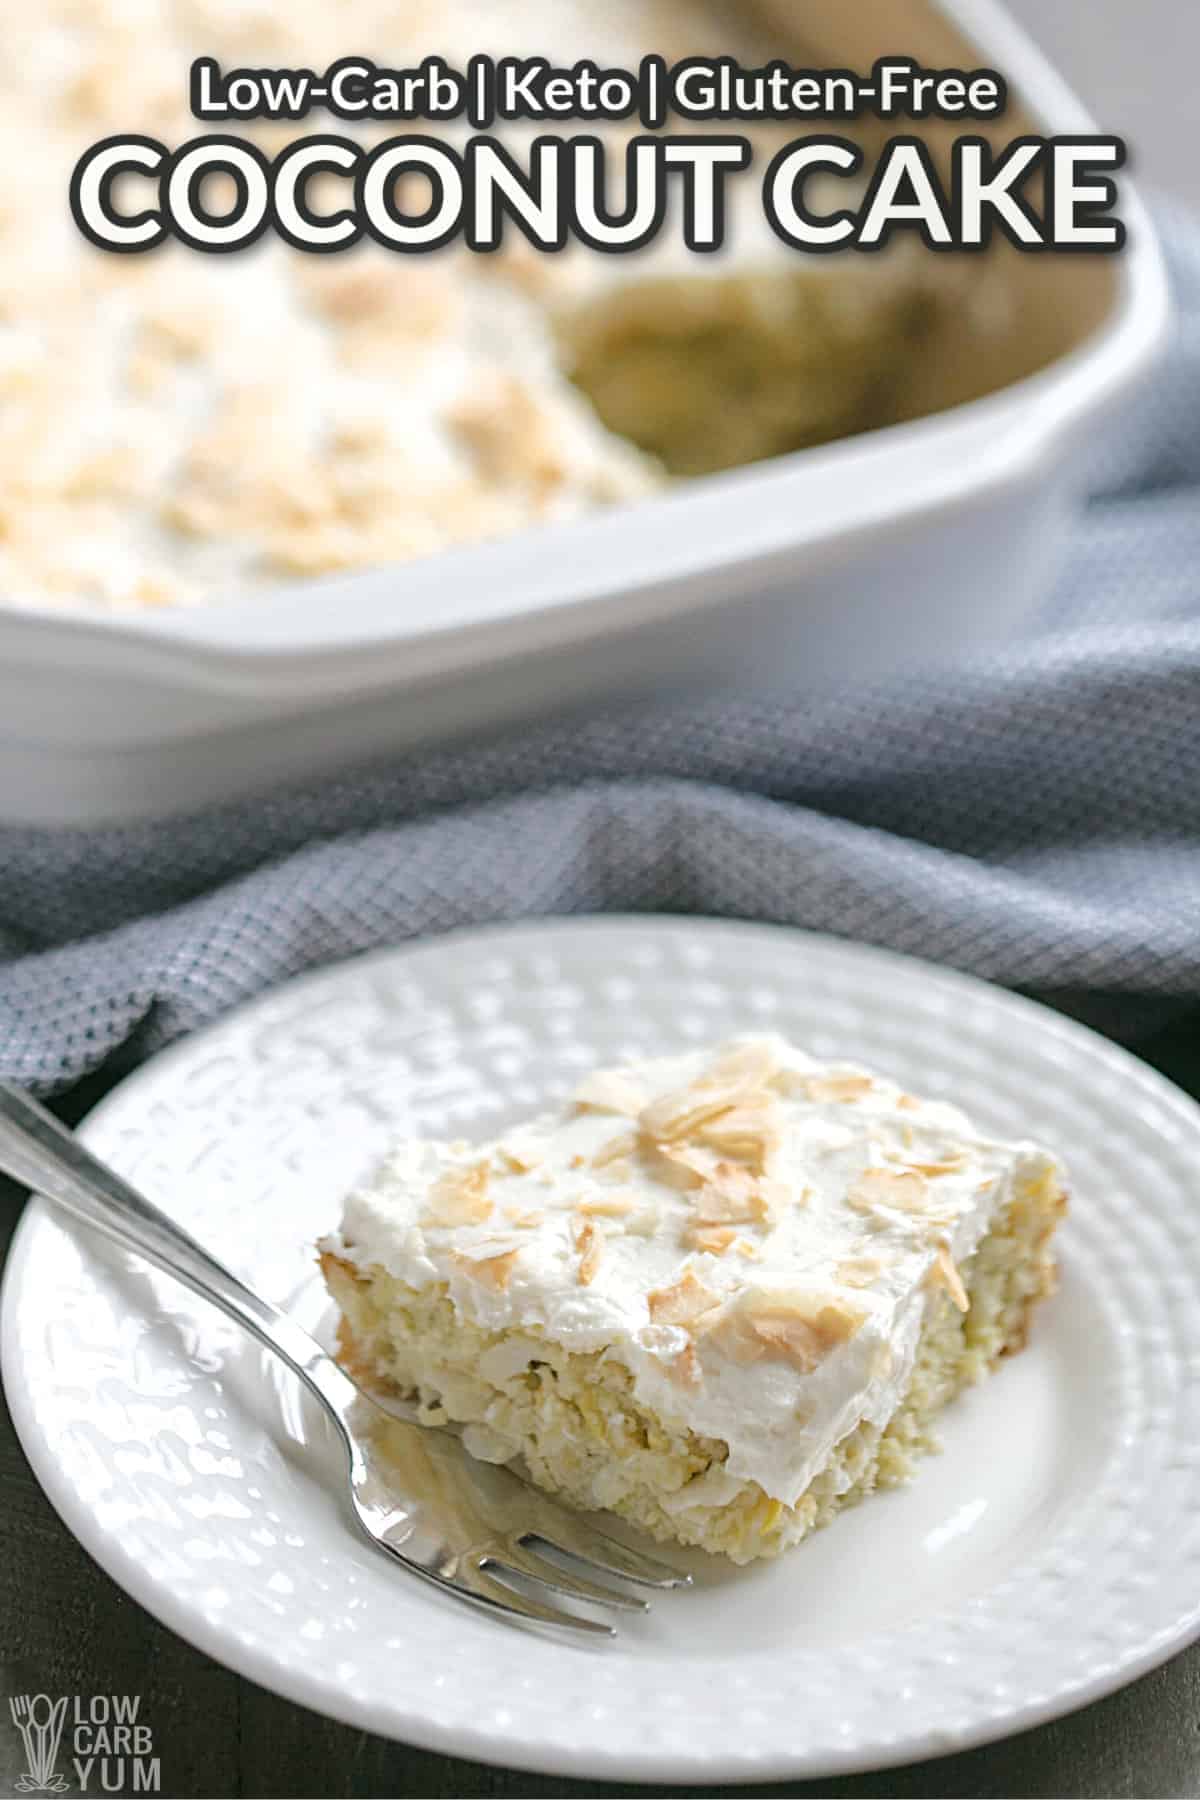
[325,1034,1059,1507]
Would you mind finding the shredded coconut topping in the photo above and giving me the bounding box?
[573,1217,604,1286]
[423,1159,492,1227]
[647,1268,721,1327]
[327,1033,1061,1506]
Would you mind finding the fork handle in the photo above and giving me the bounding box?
[0,1083,360,1425]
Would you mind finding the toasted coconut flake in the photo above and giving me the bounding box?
[697,1311,770,1366]
[803,1072,874,1104]
[695,1099,779,1168]
[689,1162,792,1229]
[574,1069,646,1116]
[424,1159,492,1227]
[686,1224,739,1255]
[639,1085,743,1145]
[692,1160,764,1223]
[497,1145,539,1176]
[456,1248,519,1291]
[846,1167,931,1215]
[577,1191,636,1218]
[698,1040,779,1090]
[836,1255,885,1288]
[647,1267,721,1327]
[592,1130,638,1169]
[907,1157,968,1178]
[896,1094,922,1112]
[666,1341,703,1388]
[635,1043,782,1165]
[504,1206,545,1229]
[701,1288,865,1371]
[573,1218,603,1286]
[644,1141,713,1192]
[927,1243,969,1312]
[747,1302,864,1369]
[686,1225,764,1258]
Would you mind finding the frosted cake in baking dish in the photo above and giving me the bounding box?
[2,0,941,613]
[319,1035,1066,1563]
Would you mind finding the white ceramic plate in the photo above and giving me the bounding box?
[5,919,1200,1784]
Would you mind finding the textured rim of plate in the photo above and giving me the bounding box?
[5,917,1200,1785]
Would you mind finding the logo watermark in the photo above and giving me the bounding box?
[9,1699,68,1795]
[8,1696,159,1795]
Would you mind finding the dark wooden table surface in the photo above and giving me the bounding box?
[4,1017,1200,1800]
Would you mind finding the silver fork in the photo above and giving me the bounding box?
[0,1083,689,1637]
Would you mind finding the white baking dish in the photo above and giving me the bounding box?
[0,0,1168,826]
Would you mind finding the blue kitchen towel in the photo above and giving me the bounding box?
[2,209,1199,1093]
